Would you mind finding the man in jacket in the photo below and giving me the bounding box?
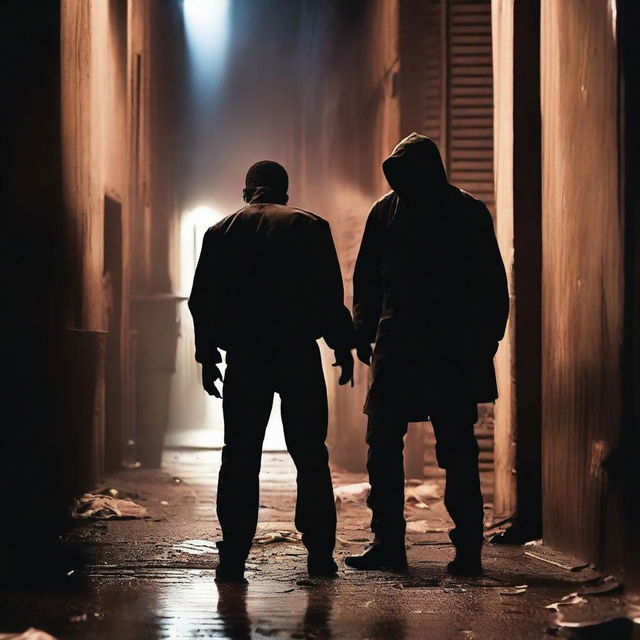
[189,160,354,583]
[345,134,509,576]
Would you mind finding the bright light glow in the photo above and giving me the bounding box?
[169,203,287,450]
[183,0,230,98]
[182,206,223,291]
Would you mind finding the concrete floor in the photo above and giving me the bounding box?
[0,449,637,639]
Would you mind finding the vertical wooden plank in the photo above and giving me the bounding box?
[541,0,621,562]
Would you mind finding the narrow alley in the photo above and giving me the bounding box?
[1,449,636,638]
[2,0,639,638]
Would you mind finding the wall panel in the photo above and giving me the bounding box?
[541,0,621,562]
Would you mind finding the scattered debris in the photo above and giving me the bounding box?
[406,520,449,533]
[71,493,149,520]
[0,630,58,640]
[405,482,441,506]
[336,536,370,545]
[171,539,218,555]
[333,483,370,509]
[545,593,588,612]
[500,585,528,595]
[525,546,589,572]
[579,575,622,596]
[546,615,634,637]
[406,509,433,522]
[254,530,301,544]
[68,614,87,623]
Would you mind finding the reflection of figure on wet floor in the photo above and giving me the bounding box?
[346,134,509,576]
[215,581,335,638]
[189,160,354,583]
[217,584,251,640]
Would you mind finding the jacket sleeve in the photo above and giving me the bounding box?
[188,227,223,364]
[474,205,509,345]
[309,220,354,352]
[353,203,383,346]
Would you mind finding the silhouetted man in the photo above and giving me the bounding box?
[345,134,508,576]
[189,161,354,583]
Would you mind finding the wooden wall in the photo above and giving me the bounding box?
[540,0,622,562]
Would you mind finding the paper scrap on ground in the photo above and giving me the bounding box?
[172,539,218,555]
[71,493,149,520]
[500,585,528,595]
[405,482,442,505]
[254,530,301,544]
[333,483,371,508]
[580,575,622,595]
[545,592,588,612]
[0,629,58,640]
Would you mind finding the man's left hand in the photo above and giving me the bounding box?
[332,349,354,387]
[202,363,223,398]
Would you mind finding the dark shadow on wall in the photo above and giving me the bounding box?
[0,0,94,570]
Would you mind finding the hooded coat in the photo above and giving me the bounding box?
[353,133,509,420]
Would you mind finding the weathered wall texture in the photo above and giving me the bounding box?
[61,0,130,331]
[61,0,133,471]
[296,0,401,470]
[491,0,542,537]
[491,0,516,523]
[541,0,622,563]
[61,0,183,470]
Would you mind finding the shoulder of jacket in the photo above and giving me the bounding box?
[451,188,492,224]
[286,206,327,225]
[367,191,397,220]
[206,208,245,235]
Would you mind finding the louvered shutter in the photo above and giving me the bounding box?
[447,0,495,212]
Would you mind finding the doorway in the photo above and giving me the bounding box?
[103,195,124,470]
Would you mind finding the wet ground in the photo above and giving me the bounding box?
[1,449,637,639]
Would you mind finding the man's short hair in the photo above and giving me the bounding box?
[245,160,289,194]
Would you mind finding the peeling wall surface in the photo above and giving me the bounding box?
[541,0,622,564]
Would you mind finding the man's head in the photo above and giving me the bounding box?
[243,160,289,204]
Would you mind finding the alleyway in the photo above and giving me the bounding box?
[1,450,636,639]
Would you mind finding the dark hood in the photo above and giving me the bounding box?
[382,133,449,202]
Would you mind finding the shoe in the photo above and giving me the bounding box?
[446,554,482,577]
[215,561,247,584]
[344,544,408,572]
[307,555,338,577]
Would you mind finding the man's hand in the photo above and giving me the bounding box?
[356,342,373,366]
[332,349,354,387]
[202,363,223,398]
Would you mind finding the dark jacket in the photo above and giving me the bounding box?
[353,133,508,417]
[189,194,353,364]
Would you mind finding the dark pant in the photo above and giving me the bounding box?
[366,401,484,551]
[216,343,336,562]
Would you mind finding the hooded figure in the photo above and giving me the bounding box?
[189,160,354,583]
[345,134,509,576]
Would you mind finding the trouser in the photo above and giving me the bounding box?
[366,401,484,552]
[216,342,336,562]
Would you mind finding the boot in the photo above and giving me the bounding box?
[447,531,483,576]
[215,560,247,584]
[446,554,483,577]
[307,554,338,577]
[345,542,408,572]
[216,541,248,584]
